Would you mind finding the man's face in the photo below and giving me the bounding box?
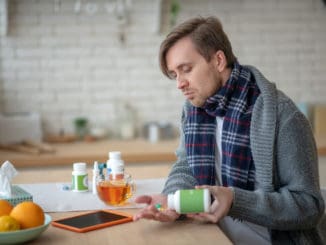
[166,37,223,107]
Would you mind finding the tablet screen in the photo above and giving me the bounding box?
[52,210,133,232]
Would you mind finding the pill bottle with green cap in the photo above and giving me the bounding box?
[167,189,210,214]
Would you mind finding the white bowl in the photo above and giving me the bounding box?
[0,214,51,244]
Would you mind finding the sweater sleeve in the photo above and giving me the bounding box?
[228,97,325,230]
[162,105,198,195]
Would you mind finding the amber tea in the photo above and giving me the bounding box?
[96,178,134,206]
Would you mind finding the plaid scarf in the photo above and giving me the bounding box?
[184,62,259,190]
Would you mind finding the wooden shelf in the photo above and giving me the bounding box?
[0,139,179,168]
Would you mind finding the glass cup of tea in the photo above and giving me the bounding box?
[96,173,135,206]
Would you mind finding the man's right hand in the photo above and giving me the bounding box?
[133,194,180,222]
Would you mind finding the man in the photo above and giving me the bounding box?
[133,16,325,244]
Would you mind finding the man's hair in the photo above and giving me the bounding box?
[159,16,237,78]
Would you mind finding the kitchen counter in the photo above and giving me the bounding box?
[1,136,326,168]
[0,139,179,167]
[316,135,326,155]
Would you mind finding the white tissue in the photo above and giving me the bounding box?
[0,161,18,197]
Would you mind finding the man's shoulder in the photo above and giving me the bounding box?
[244,65,294,106]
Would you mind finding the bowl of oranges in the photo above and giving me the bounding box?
[0,199,51,244]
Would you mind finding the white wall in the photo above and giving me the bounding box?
[0,0,325,136]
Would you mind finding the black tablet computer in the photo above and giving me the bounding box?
[52,210,133,233]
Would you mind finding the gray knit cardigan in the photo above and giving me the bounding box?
[162,65,326,244]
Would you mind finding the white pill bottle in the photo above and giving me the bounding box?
[106,151,125,180]
[71,162,88,192]
[168,189,211,214]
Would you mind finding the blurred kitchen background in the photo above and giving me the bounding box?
[0,0,326,186]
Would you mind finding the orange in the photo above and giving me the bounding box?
[10,201,45,229]
[0,215,20,232]
[0,200,13,216]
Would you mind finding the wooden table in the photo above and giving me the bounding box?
[27,211,231,245]
[13,165,232,245]
[0,139,179,167]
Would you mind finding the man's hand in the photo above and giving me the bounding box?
[133,194,180,222]
[187,185,234,223]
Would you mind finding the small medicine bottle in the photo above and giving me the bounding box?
[71,162,88,192]
[106,151,124,180]
[167,189,211,214]
[92,161,99,195]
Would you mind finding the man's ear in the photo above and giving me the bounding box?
[213,50,227,72]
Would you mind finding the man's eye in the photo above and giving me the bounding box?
[182,66,191,73]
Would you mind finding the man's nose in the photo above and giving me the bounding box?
[176,76,188,90]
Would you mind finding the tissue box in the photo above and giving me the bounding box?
[0,185,33,206]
